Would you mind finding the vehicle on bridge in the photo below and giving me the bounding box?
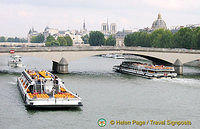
[113,61,177,79]
[17,70,82,108]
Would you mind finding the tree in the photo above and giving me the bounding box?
[7,37,15,42]
[173,28,196,49]
[45,35,59,46]
[193,27,200,49]
[150,29,173,48]
[89,31,105,46]
[20,38,28,43]
[45,35,72,46]
[64,35,73,46]
[136,32,151,47]
[124,27,200,49]
[14,37,20,42]
[57,37,67,46]
[0,36,5,42]
[31,34,45,43]
[124,32,150,47]
[81,34,89,44]
[105,35,116,46]
[124,34,133,46]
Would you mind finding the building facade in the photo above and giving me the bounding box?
[27,28,39,43]
[110,23,117,34]
[151,13,167,30]
[43,26,59,40]
[115,30,132,47]
[101,19,117,36]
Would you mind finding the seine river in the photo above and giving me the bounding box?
[0,56,200,129]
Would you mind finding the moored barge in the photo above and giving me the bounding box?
[113,61,177,79]
[17,70,82,108]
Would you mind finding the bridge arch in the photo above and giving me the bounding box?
[125,53,173,66]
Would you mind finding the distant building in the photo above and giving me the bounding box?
[57,30,68,37]
[151,13,167,30]
[26,20,89,46]
[101,19,117,36]
[115,30,132,46]
[80,20,89,36]
[43,26,59,40]
[186,24,200,29]
[170,24,200,33]
[138,13,167,33]
[170,26,184,33]
[139,27,152,33]
[27,28,39,43]
[101,23,109,35]
[70,34,84,45]
[110,23,117,34]
[42,26,85,45]
[83,19,87,32]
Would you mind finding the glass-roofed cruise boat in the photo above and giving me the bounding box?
[17,69,82,108]
[113,61,177,79]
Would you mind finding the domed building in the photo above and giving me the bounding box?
[151,13,167,30]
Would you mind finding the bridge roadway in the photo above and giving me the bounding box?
[0,46,200,64]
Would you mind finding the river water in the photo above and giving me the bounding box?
[0,56,200,129]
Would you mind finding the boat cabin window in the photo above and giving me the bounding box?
[35,84,45,94]
[27,85,34,93]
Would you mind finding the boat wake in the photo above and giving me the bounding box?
[152,77,200,87]
[8,81,16,85]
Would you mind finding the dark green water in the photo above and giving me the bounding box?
[0,56,200,129]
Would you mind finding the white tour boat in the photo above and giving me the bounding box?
[113,61,177,79]
[8,55,22,68]
[113,54,125,59]
[17,70,83,108]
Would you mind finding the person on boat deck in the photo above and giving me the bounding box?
[53,76,58,85]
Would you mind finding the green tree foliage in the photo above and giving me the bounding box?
[150,29,173,48]
[45,35,72,46]
[57,37,67,46]
[64,35,73,46]
[0,36,6,42]
[105,35,116,46]
[20,38,28,43]
[124,27,200,49]
[81,34,89,44]
[124,32,150,47]
[0,36,27,43]
[173,28,196,49]
[45,36,59,46]
[31,34,45,43]
[6,37,26,42]
[89,31,105,46]
[194,27,200,49]
[6,37,15,42]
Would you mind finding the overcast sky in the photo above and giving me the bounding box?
[0,0,200,38]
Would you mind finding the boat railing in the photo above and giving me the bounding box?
[29,97,79,101]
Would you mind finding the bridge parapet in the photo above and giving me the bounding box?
[0,46,200,54]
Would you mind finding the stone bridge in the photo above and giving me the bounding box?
[0,46,200,65]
